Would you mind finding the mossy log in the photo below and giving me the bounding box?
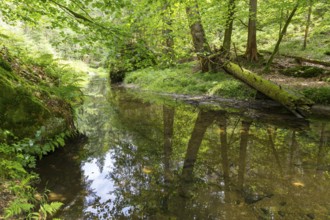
[222,62,314,118]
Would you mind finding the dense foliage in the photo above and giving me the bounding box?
[0,26,85,218]
[0,0,329,218]
[1,0,329,72]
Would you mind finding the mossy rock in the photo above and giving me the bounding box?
[280,66,325,78]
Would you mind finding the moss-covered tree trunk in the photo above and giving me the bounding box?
[223,62,314,118]
[222,0,235,55]
[245,0,258,61]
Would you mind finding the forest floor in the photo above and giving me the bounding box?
[123,54,330,106]
[237,54,330,88]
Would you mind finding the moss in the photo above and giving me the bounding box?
[224,62,313,116]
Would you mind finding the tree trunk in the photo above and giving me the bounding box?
[162,0,174,63]
[245,0,258,61]
[222,0,235,55]
[222,61,314,118]
[265,2,299,71]
[303,0,313,50]
[185,0,211,72]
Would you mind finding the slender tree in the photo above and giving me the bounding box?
[222,0,236,55]
[162,0,175,64]
[264,2,299,71]
[185,0,211,72]
[245,0,258,61]
[303,0,313,50]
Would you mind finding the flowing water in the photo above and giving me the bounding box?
[36,76,330,219]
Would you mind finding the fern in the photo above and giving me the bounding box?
[5,199,34,218]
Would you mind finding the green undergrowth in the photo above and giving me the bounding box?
[302,87,330,105]
[124,62,256,100]
[0,128,74,219]
[0,27,86,219]
[280,31,330,60]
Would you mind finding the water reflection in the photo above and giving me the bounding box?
[36,77,330,219]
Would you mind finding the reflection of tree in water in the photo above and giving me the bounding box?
[77,76,112,161]
[92,85,329,218]
[103,91,330,219]
[43,81,330,219]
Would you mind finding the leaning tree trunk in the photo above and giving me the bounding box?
[185,0,211,72]
[222,0,236,55]
[265,2,299,71]
[223,61,314,118]
[303,0,313,50]
[245,0,258,61]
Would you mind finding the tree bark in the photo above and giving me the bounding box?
[245,0,258,61]
[303,0,313,50]
[265,2,299,71]
[222,0,236,55]
[222,61,314,118]
[185,0,211,72]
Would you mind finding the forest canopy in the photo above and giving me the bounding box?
[1,0,329,71]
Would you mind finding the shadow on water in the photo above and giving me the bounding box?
[36,76,330,219]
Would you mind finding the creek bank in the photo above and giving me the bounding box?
[120,58,330,111]
[117,85,330,124]
[0,46,84,218]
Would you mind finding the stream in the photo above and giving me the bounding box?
[36,76,330,219]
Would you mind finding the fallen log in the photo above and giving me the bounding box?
[222,61,314,118]
[283,54,330,67]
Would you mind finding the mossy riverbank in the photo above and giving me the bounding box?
[0,43,85,218]
[122,61,330,105]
